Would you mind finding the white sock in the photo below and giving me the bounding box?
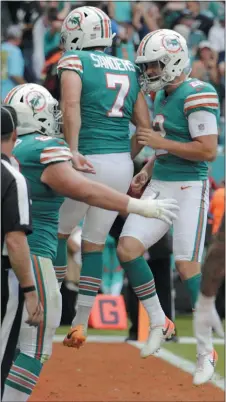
[142,294,165,327]
[196,293,216,311]
[2,385,29,402]
[195,293,215,355]
[71,294,94,330]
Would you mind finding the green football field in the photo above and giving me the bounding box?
[56,314,225,377]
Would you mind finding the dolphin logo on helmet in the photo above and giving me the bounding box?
[162,36,182,53]
[66,12,83,31]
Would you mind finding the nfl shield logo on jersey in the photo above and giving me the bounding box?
[198,124,205,131]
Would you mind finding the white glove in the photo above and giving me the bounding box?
[127,197,179,224]
[194,293,224,354]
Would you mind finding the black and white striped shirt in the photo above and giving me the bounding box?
[1,153,32,270]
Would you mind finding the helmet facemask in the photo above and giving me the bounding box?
[138,60,170,93]
[42,100,63,137]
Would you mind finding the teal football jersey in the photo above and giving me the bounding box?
[57,50,140,155]
[152,79,220,181]
[12,133,72,260]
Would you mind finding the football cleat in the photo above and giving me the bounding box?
[193,349,218,386]
[140,316,175,358]
[63,324,87,348]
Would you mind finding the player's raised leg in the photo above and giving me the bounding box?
[63,153,134,348]
[2,257,61,402]
[64,240,104,348]
[54,196,89,286]
[118,181,175,357]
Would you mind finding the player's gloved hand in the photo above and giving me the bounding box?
[194,294,224,351]
[24,291,44,327]
[131,170,149,194]
[127,197,179,224]
[72,152,96,174]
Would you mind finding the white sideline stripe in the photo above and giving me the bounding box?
[53,335,224,391]
[178,337,224,345]
[53,335,126,343]
[131,341,224,391]
[54,335,224,345]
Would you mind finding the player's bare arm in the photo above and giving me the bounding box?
[137,107,218,162]
[200,214,225,298]
[41,161,179,224]
[61,70,95,173]
[130,91,151,159]
[140,154,156,178]
[41,161,129,213]
[131,154,156,194]
[61,70,81,152]
[137,130,217,162]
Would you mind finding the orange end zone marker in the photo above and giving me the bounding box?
[89,295,127,330]
[138,302,150,342]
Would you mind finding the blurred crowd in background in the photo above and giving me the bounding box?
[1,1,225,135]
[1,1,225,337]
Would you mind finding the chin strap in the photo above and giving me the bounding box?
[163,68,192,88]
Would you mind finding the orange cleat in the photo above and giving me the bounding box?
[63,325,87,348]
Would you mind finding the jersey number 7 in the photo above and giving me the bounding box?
[106,73,130,118]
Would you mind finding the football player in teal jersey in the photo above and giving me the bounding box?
[56,7,180,350]
[117,29,219,385]
[2,83,179,402]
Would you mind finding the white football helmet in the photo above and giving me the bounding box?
[61,6,115,51]
[136,29,190,92]
[4,84,62,136]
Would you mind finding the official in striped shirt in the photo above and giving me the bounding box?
[1,105,43,397]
